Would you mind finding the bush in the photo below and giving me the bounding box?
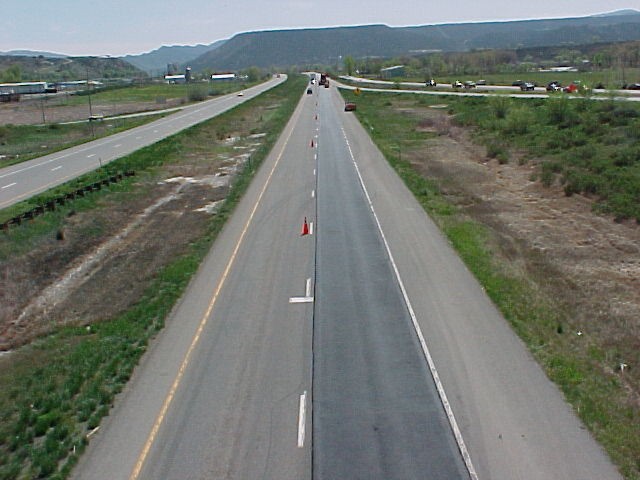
[489,96,511,119]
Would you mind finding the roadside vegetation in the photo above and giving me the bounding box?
[341,88,640,479]
[0,74,306,479]
[452,94,640,221]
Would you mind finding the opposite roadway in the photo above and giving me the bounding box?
[69,81,622,479]
[0,75,285,210]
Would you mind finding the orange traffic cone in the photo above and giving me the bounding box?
[301,217,309,236]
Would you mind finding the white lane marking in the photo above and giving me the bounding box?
[51,166,62,172]
[297,391,307,447]
[312,190,315,198]
[2,182,17,189]
[313,169,316,176]
[341,127,479,480]
[114,144,122,148]
[306,278,312,297]
[314,154,317,160]
[289,297,313,304]
[309,222,314,236]
[87,154,96,158]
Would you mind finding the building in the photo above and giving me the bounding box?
[0,82,47,94]
[211,73,236,82]
[380,65,405,79]
[164,74,186,84]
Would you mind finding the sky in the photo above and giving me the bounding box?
[1,0,638,56]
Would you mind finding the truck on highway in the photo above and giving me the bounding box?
[319,73,328,86]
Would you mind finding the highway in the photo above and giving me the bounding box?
[0,75,285,210]
[339,74,640,101]
[71,82,623,480]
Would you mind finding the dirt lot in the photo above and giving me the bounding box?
[0,95,184,125]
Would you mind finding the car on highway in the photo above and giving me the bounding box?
[627,83,640,90]
[546,81,562,92]
[464,81,476,89]
[237,91,244,96]
[512,80,525,87]
[307,88,313,94]
[520,82,535,91]
[425,79,437,87]
[563,83,579,93]
[452,81,463,89]
[476,79,487,85]
[344,102,356,111]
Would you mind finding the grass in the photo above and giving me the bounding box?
[341,87,640,480]
[0,74,306,479]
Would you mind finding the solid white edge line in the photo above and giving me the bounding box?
[341,127,479,480]
[298,391,307,447]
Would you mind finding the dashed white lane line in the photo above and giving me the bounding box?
[297,391,307,448]
[114,144,122,148]
[2,182,16,189]
[87,154,96,158]
[312,190,315,198]
[51,166,62,172]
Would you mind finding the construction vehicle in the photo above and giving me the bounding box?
[319,73,328,86]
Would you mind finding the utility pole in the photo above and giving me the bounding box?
[87,66,95,137]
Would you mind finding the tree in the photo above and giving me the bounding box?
[343,56,355,76]
[1,65,22,83]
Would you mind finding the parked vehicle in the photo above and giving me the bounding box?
[520,82,535,91]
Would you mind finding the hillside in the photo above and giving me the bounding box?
[0,56,146,83]
[123,40,226,74]
[190,11,640,70]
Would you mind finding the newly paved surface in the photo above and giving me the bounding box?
[312,89,468,479]
[0,75,285,210]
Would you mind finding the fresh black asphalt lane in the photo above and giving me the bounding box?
[312,92,469,479]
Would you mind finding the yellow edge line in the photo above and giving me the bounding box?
[128,98,304,480]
